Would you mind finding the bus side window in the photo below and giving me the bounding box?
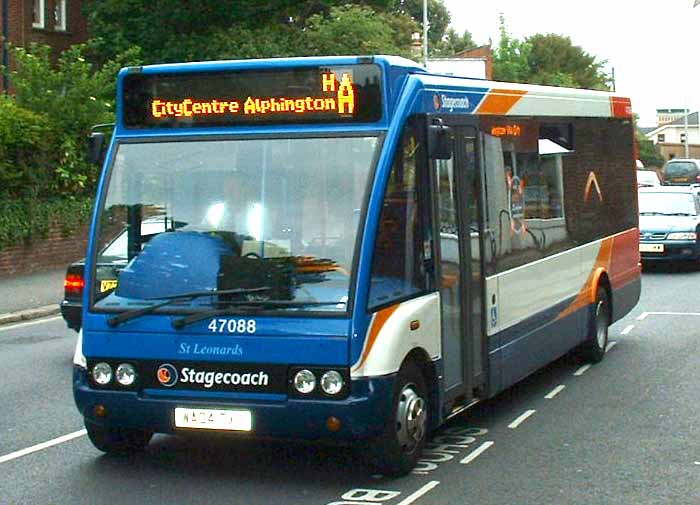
[367,123,427,310]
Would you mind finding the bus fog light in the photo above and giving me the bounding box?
[320,370,344,395]
[116,363,137,386]
[92,362,113,385]
[293,369,316,394]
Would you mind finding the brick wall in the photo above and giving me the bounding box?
[1,0,89,92]
[0,221,89,277]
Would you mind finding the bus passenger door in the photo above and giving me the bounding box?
[432,120,486,408]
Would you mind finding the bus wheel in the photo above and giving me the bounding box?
[370,361,428,477]
[580,288,610,363]
[85,420,152,454]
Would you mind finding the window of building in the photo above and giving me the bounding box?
[368,122,427,310]
[32,0,46,28]
[657,133,665,143]
[54,0,67,31]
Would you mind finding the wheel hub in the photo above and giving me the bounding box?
[396,385,426,453]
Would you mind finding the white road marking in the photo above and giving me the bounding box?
[460,441,494,464]
[545,385,566,399]
[621,325,634,335]
[0,316,62,332]
[605,341,618,353]
[508,410,536,429]
[636,312,649,321]
[0,429,86,464]
[574,364,592,376]
[640,312,700,317]
[395,481,440,505]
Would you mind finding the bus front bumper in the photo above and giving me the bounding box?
[73,367,395,442]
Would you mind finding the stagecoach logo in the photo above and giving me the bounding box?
[157,363,178,387]
[435,93,471,112]
[155,363,271,389]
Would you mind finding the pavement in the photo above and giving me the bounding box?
[0,267,65,326]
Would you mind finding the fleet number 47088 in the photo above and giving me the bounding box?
[207,319,257,334]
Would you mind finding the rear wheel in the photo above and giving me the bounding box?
[85,420,152,454]
[580,287,610,363]
[368,361,428,477]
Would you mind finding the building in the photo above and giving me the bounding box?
[645,111,700,160]
[1,0,89,92]
[656,108,688,126]
[426,45,494,80]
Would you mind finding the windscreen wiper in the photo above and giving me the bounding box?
[106,287,271,327]
[171,300,346,329]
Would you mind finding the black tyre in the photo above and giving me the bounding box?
[369,361,428,477]
[580,287,610,363]
[85,420,152,455]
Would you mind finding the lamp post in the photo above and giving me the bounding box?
[423,0,429,66]
[695,0,700,157]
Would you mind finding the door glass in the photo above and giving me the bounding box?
[436,155,463,391]
[463,138,483,377]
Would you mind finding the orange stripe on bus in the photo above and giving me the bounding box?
[354,304,400,371]
[556,237,614,320]
[477,89,527,115]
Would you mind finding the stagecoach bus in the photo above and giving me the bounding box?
[73,55,640,475]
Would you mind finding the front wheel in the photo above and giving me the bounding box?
[580,287,610,363]
[85,420,152,455]
[368,361,429,477]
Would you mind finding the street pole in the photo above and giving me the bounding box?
[695,0,699,157]
[684,106,690,158]
[423,0,428,67]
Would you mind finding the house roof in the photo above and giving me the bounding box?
[645,112,699,138]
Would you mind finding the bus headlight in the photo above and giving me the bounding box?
[293,369,316,394]
[667,232,697,240]
[320,370,344,395]
[115,363,137,386]
[92,362,113,385]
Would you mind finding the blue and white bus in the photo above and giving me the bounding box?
[73,56,641,475]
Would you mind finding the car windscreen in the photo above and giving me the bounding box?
[91,135,380,313]
[638,192,698,216]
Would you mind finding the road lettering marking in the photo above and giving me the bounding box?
[460,441,494,464]
[605,341,618,353]
[574,364,591,376]
[508,410,536,429]
[395,481,440,505]
[545,385,566,399]
[621,325,634,335]
[0,316,62,333]
[0,429,86,464]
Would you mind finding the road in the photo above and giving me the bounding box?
[1,265,699,505]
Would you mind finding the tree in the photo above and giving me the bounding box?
[432,28,477,57]
[493,16,611,91]
[85,0,412,65]
[397,0,451,48]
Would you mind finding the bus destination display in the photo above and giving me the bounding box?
[123,64,382,128]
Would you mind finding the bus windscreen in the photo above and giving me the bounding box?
[122,64,383,128]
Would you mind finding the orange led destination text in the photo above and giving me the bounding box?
[151,72,355,119]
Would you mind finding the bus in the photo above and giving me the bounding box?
[73,55,641,476]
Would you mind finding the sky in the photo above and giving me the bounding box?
[441,0,700,126]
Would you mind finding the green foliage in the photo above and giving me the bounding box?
[85,0,408,64]
[8,43,141,196]
[0,96,56,199]
[0,197,93,250]
[397,0,451,48]
[432,28,477,57]
[304,5,411,57]
[637,131,665,168]
[493,16,611,90]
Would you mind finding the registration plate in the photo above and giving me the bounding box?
[174,407,252,431]
[640,243,664,253]
[100,279,118,292]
